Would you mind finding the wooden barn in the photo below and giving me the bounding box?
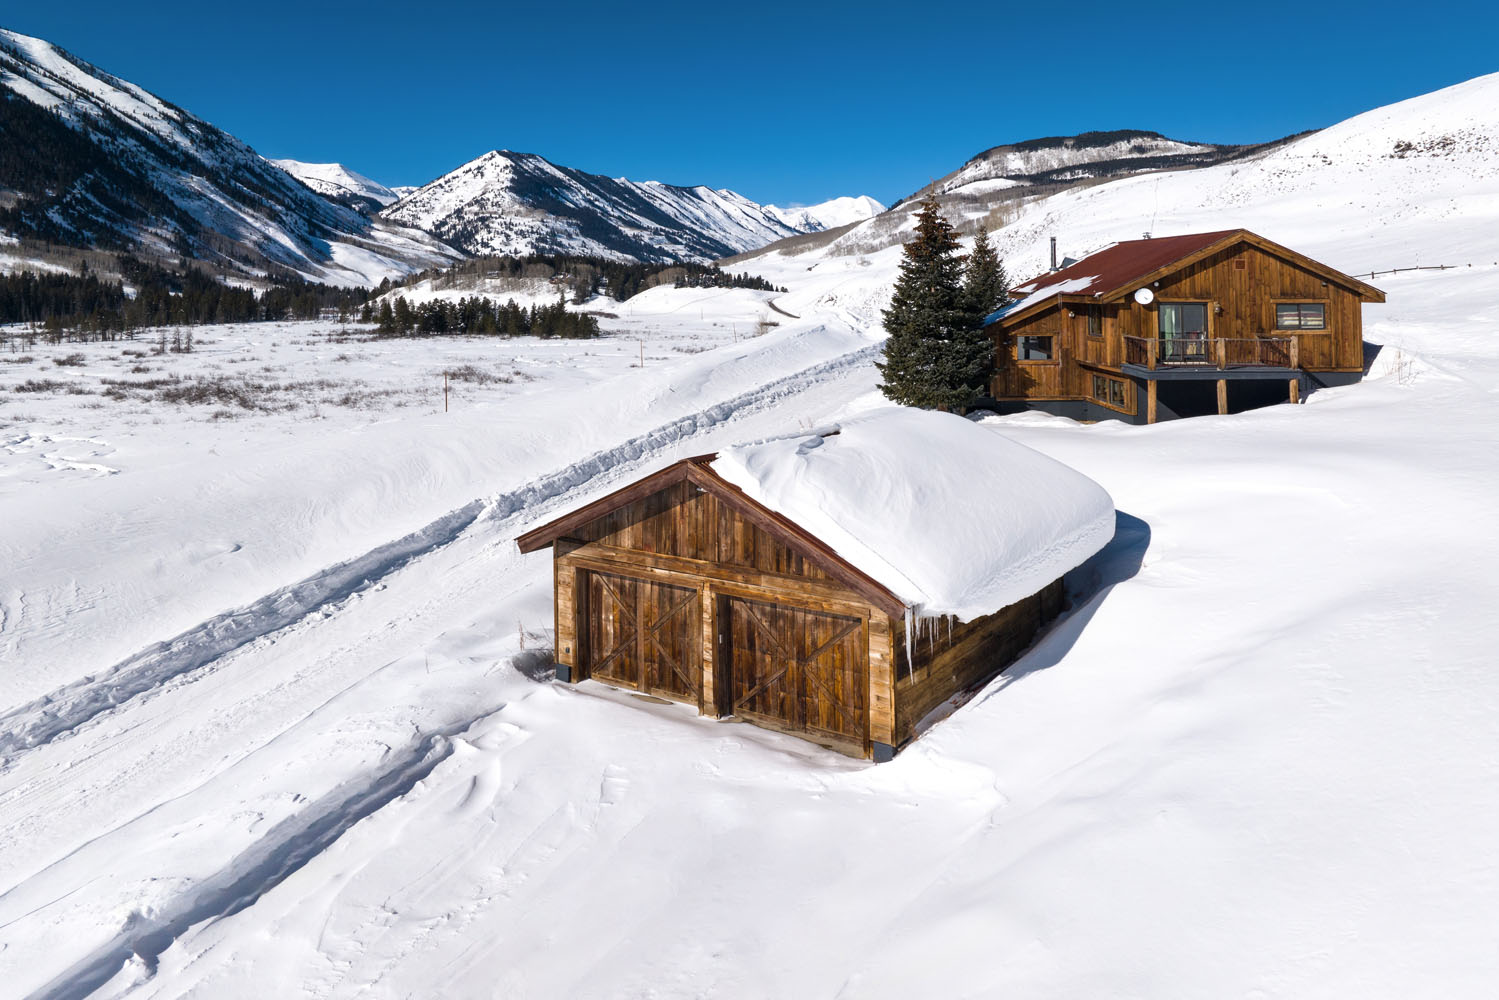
[985,229,1386,423]
[516,409,1116,760]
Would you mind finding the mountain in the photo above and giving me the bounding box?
[380,150,808,263]
[735,128,1303,262]
[0,28,459,286]
[271,159,399,215]
[764,195,885,232]
[905,129,1298,205]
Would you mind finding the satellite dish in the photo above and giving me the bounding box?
[1134,287,1155,305]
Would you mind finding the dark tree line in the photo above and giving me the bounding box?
[386,252,784,305]
[0,270,127,325]
[0,257,370,337]
[366,295,600,339]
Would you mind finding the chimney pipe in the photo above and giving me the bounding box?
[1050,236,1058,271]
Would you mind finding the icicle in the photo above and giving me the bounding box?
[903,606,916,679]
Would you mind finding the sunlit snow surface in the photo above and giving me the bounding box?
[1,74,1498,998]
[712,408,1115,619]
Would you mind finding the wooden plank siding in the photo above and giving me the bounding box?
[890,580,1064,748]
[991,308,1067,399]
[539,476,1073,759]
[1108,243,1365,371]
[989,236,1374,412]
[552,481,890,756]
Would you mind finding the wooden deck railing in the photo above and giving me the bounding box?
[1123,336,1299,370]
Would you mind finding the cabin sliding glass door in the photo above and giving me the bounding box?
[1159,302,1209,362]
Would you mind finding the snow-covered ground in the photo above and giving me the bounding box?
[3,74,1499,999]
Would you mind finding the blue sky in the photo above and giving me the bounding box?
[6,1,1495,206]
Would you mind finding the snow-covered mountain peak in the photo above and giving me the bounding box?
[381,149,806,263]
[271,159,400,213]
[0,28,459,285]
[765,195,885,232]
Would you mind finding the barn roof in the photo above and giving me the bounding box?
[711,409,1115,621]
[517,409,1116,622]
[986,228,1386,327]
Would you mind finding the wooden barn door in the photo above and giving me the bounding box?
[722,595,868,750]
[584,570,701,706]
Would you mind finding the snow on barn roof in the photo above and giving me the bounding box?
[710,408,1116,621]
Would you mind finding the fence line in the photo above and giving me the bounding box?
[1355,262,1497,280]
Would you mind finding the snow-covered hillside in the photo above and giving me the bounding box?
[777,128,1299,259]
[764,194,885,232]
[381,149,808,262]
[271,159,400,214]
[0,29,458,286]
[2,72,1499,1000]
[923,129,1283,199]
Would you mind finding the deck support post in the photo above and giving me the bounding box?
[1216,379,1228,415]
[1146,380,1158,424]
[1289,377,1301,404]
[1147,337,1158,371]
[1215,339,1227,369]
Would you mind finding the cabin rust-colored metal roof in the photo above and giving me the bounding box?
[989,228,1385,327]
[1009,230,1240,300]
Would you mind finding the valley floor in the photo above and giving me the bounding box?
[1,261,1497,998]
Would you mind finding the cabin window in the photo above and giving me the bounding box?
[1017,336,1053,361]
[1086,307,1103,338]
[1275,303,1326,330]
[1092,374,1127,409]
[1158,302,1209,363]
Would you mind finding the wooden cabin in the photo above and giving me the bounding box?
[985,229,1386,423]
[516,409,1116,760]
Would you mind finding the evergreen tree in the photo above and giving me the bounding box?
[877,198,989,411]
[963,223,1009,319]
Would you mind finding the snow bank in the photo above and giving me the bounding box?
[711,408,1115,619]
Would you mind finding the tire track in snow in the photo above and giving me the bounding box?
[0,340,879,769]
[29,725,475,1000]
[0,502,486,767]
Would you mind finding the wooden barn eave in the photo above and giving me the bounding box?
[515,456,909,620]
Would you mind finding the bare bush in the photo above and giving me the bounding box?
[159,377,264,410]
[53,353,87,367]
[13,379,72,393]
[445,364,513,385]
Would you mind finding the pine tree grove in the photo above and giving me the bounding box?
[877,199,1004,412]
